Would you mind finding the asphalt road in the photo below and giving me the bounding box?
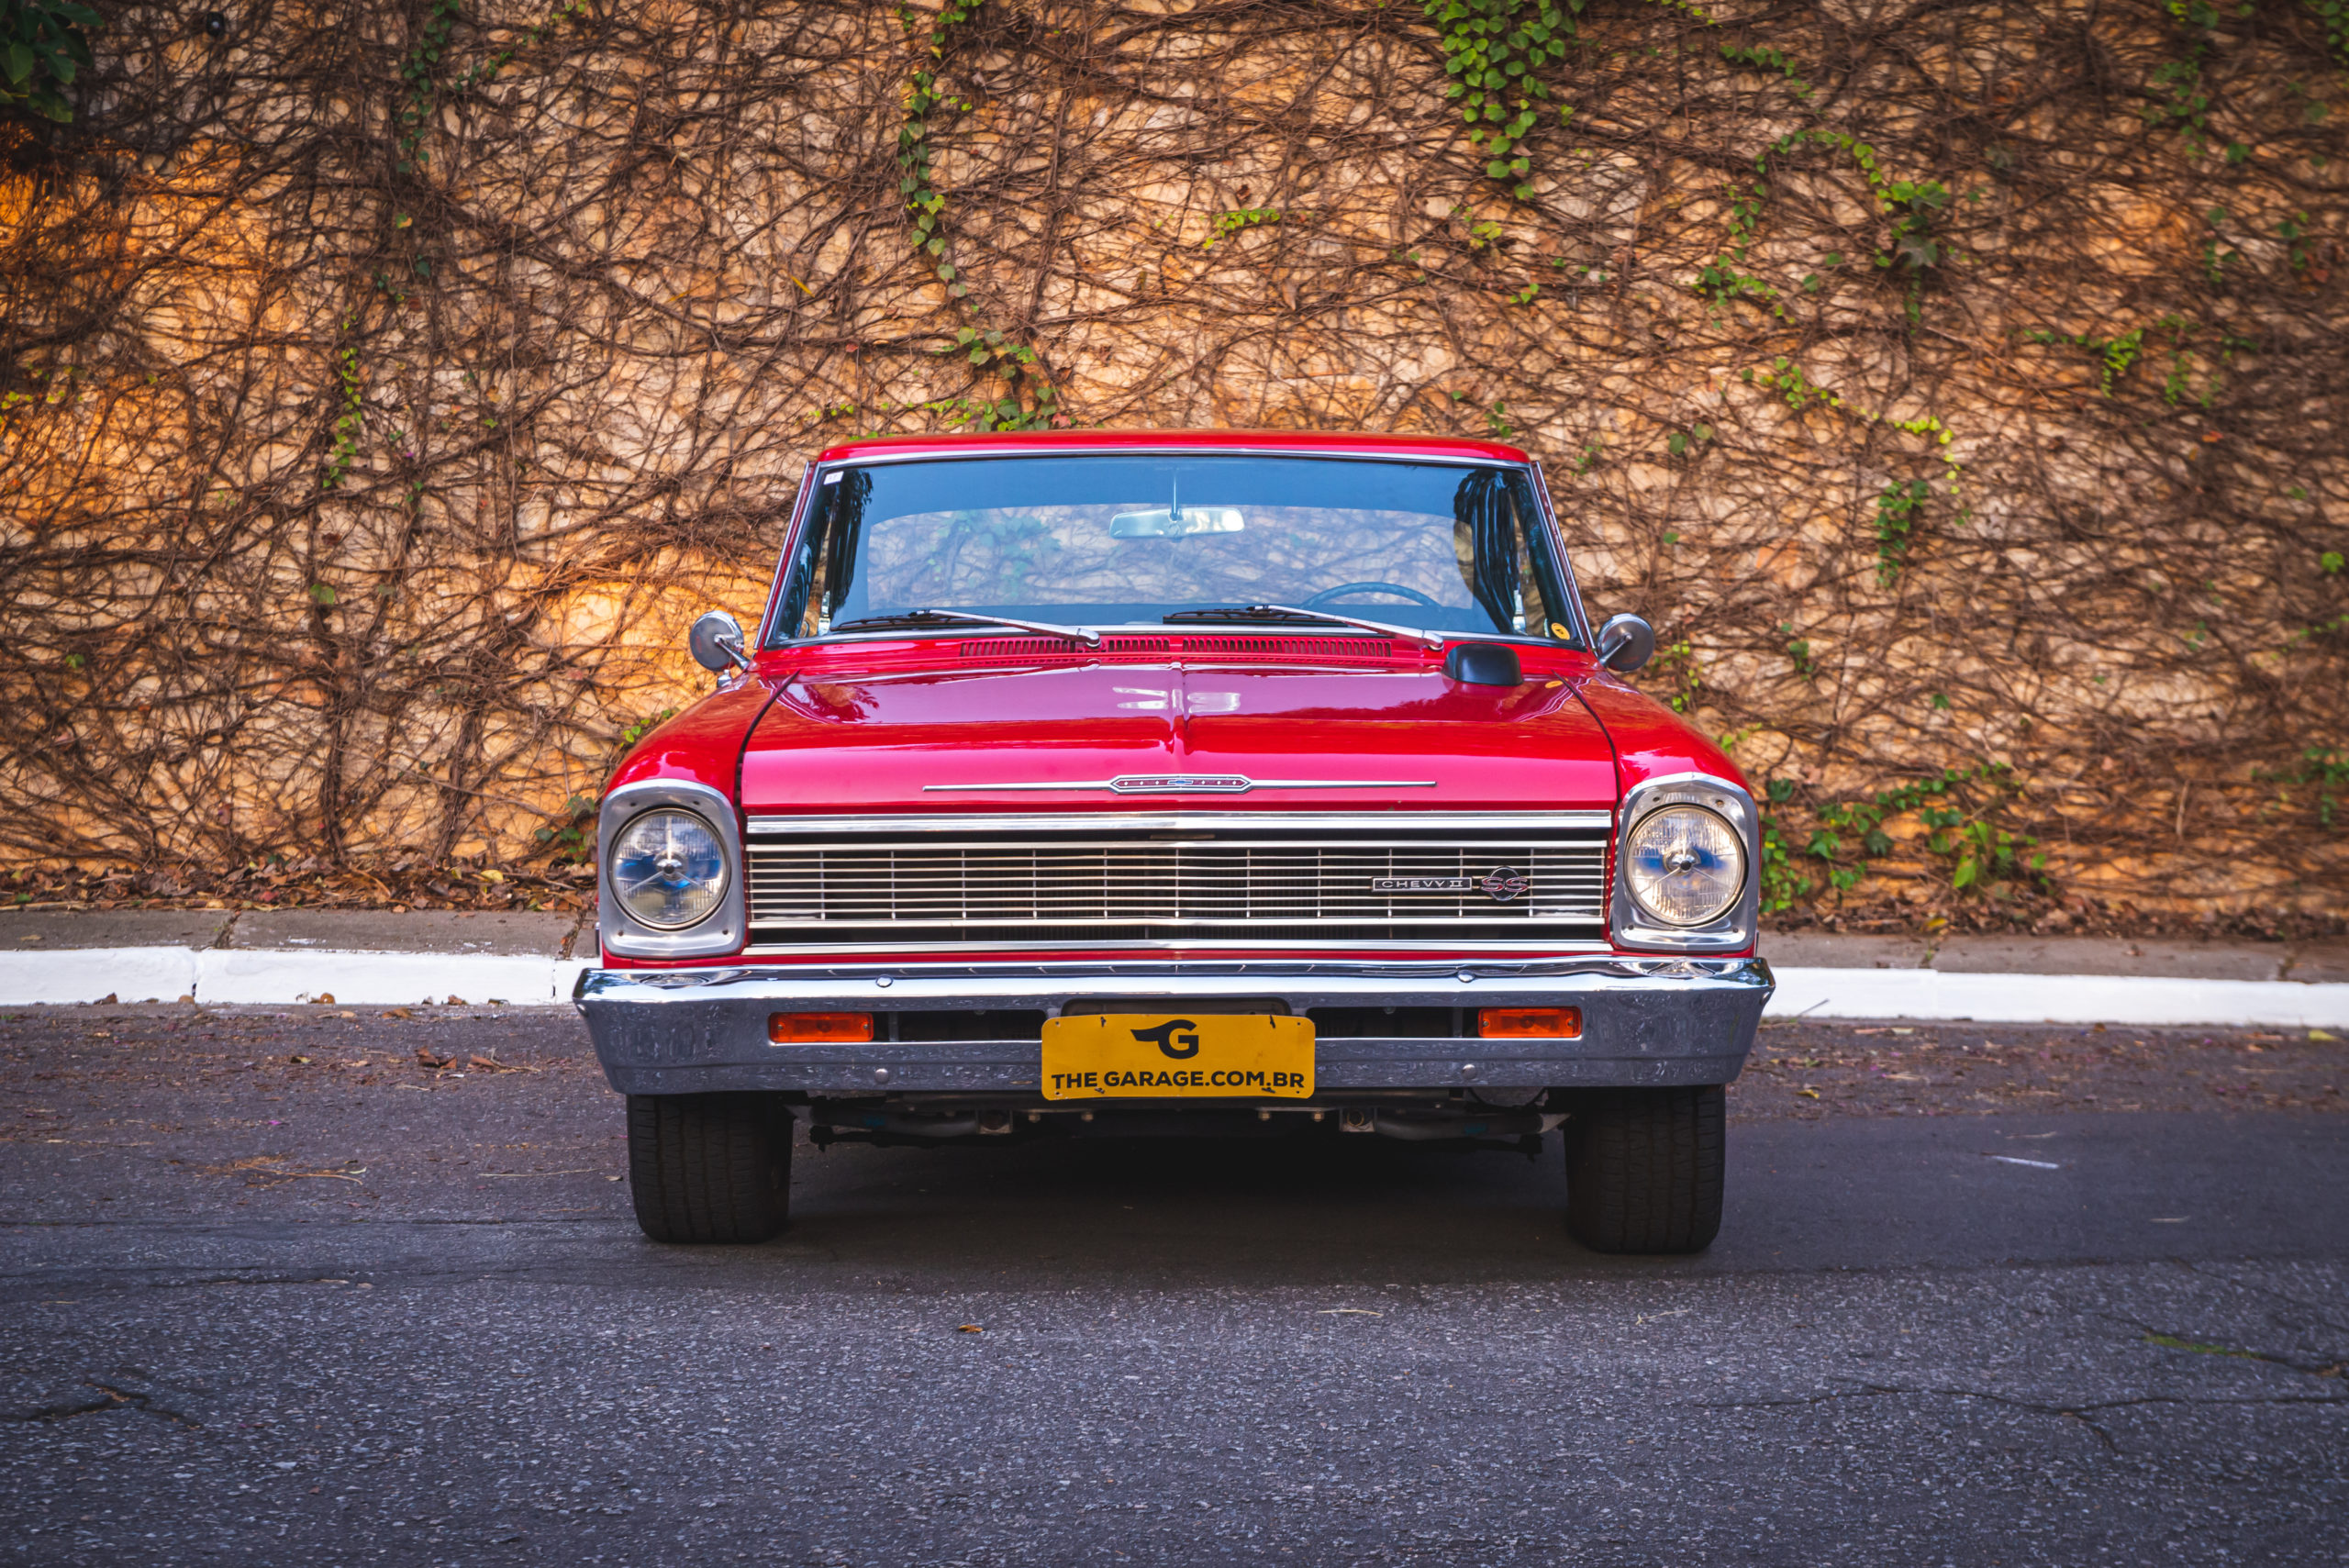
[3,1007,2345,1566]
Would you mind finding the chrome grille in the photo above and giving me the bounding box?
[743,813,1609,948]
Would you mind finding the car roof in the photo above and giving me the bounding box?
[811,428,1533,465]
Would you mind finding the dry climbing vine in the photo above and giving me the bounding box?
[0,0,2343,932]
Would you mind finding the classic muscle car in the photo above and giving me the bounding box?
[576,430,1773,1252]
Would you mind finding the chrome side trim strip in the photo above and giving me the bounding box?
[740,939,1613,956]
[585,954,1759,986]
[746,810,1614,835]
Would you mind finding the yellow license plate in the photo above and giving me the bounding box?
[1040,1013,1315,1101]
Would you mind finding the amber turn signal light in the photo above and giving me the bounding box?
[768,1011,874,1044]
[1475,1006,1582,1040]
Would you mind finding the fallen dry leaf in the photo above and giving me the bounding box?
[415,1047,455,1070]
[199,1156,368,1185]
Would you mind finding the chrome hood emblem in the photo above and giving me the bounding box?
[1109,774,1252,795]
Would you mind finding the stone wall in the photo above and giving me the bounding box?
[2,0,2343,921]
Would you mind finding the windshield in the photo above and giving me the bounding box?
[768,455,1581,645]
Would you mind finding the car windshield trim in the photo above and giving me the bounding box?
[766,453,1586,650]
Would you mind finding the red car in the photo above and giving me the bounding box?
[576,431,1772,1252]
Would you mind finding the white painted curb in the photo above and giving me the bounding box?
[1765,966,2349,1029]
[0,950,592,1007]
[3,950,2345,1027]
[0,947,203,1006]
[195,950,589,1006]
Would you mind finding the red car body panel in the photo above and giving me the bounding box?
[1573,673,1749,796]
[598,429,1753,967]
[733,642,1618,816]
[607,677,775,801]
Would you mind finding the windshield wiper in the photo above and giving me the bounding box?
[826,608,1102,647]
[1163,604,1443,648]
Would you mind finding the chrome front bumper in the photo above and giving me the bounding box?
[574,956,1774,1097]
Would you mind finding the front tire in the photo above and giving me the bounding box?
[1562,1084,1724,1254]
[627,1093,793,1243]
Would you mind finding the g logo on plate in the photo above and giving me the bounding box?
[1130,1019,1202,1060]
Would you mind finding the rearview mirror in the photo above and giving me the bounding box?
[1108,506,1245,539]
[689,610,749,673]
[1597,613,1655,673]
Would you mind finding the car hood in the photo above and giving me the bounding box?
[739,658,1620,813]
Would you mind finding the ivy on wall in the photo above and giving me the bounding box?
[0,0,96,123]
[0,0,2342,927]
[898,0,1061,431]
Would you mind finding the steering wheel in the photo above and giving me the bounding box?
[1301,581,1444,610]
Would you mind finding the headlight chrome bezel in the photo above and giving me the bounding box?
[1610,773,1760,953]
[597,780,746,960]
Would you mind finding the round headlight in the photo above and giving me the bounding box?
[610,808,729,930]
[1624,805,1745,928]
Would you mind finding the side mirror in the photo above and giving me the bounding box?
[1597,613,1655,673]
[688,610,749,673]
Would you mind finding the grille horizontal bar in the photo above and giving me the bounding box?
[746,827,1607,937]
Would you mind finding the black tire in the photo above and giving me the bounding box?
[627,1093,793,1243]
[1562,1084,1725,1254]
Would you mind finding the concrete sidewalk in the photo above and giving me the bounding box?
[1764,929,2349,983]
[1,908,2345,1025]
[0,909,589,1008]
